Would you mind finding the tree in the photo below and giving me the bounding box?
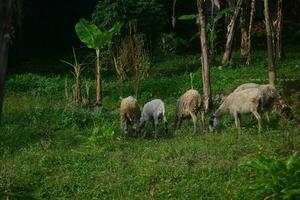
[0,0,13,122]
[179,6,232,67]
[246,0,256,64]
[221,0,244,66]
[207,0,221,64]
[178,0,214,110]
[275,0,283,59]
[75,19,122,105]
[239,0,256,64]
[264,0,276,85]
[197,0,211,111]
[240,5,248,56]
[92,0,166,40]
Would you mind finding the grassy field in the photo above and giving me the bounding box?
[1,47,300,199]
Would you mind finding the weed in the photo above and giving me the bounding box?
[240,151,300,200]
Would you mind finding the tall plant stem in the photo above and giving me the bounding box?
[95,49,102,105]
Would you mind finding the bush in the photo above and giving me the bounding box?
[6,73,63,95]
[161,33,189,53]
[240,152,300,200]
[77,125,117,147]
[59,108,93,129]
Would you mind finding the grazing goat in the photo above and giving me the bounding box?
[173,89,204,133]
[120,96,141,137]
[140,99,168,138]
[209,88,263,132]
[233,83,293,122]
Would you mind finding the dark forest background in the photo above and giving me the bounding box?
[9,0,300,69]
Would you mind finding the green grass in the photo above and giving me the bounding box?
[1,47,300,199]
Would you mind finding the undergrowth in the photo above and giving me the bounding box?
[1,48,300,199]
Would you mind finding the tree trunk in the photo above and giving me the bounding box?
[197,0,211,111]
[95,49,102,105]
[246,0,256,64]
[0,0,13,122]
[264,0,276,85]
[209,0,219,65]
[276,0,283,59]
[225,0,235,25]
[240,9,248,56]
[221,0,244,66]
[172,0,177,28]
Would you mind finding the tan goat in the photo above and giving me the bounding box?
[120,96,141,137]
[173,89,204,133]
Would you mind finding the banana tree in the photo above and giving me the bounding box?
[75,18,122,105]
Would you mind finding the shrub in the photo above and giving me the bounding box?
[78,125,116,146]
[160,33,189,53]
[59,108,92,129]
[6,73,63,95]
[240,152,300,200]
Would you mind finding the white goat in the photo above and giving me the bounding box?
[140,99,168,138]
[233,83,293,122]
[209,88,263,132]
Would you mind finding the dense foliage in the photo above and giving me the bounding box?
[75,18,122,50]
[241,151,300,199]
[1,47,300,199]
[92,0,167,39]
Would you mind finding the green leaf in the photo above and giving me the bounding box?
[178,14,198,21]
[75,19,122,51]
[108,22,123,34]
[75,18,101,49]
[189,32,200,42]
[240,160,269,172]
[281,188,300,199]
[287,152,299,172]
[94,32,109,49]
[248,183,266,191]
[213,8,234,24]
